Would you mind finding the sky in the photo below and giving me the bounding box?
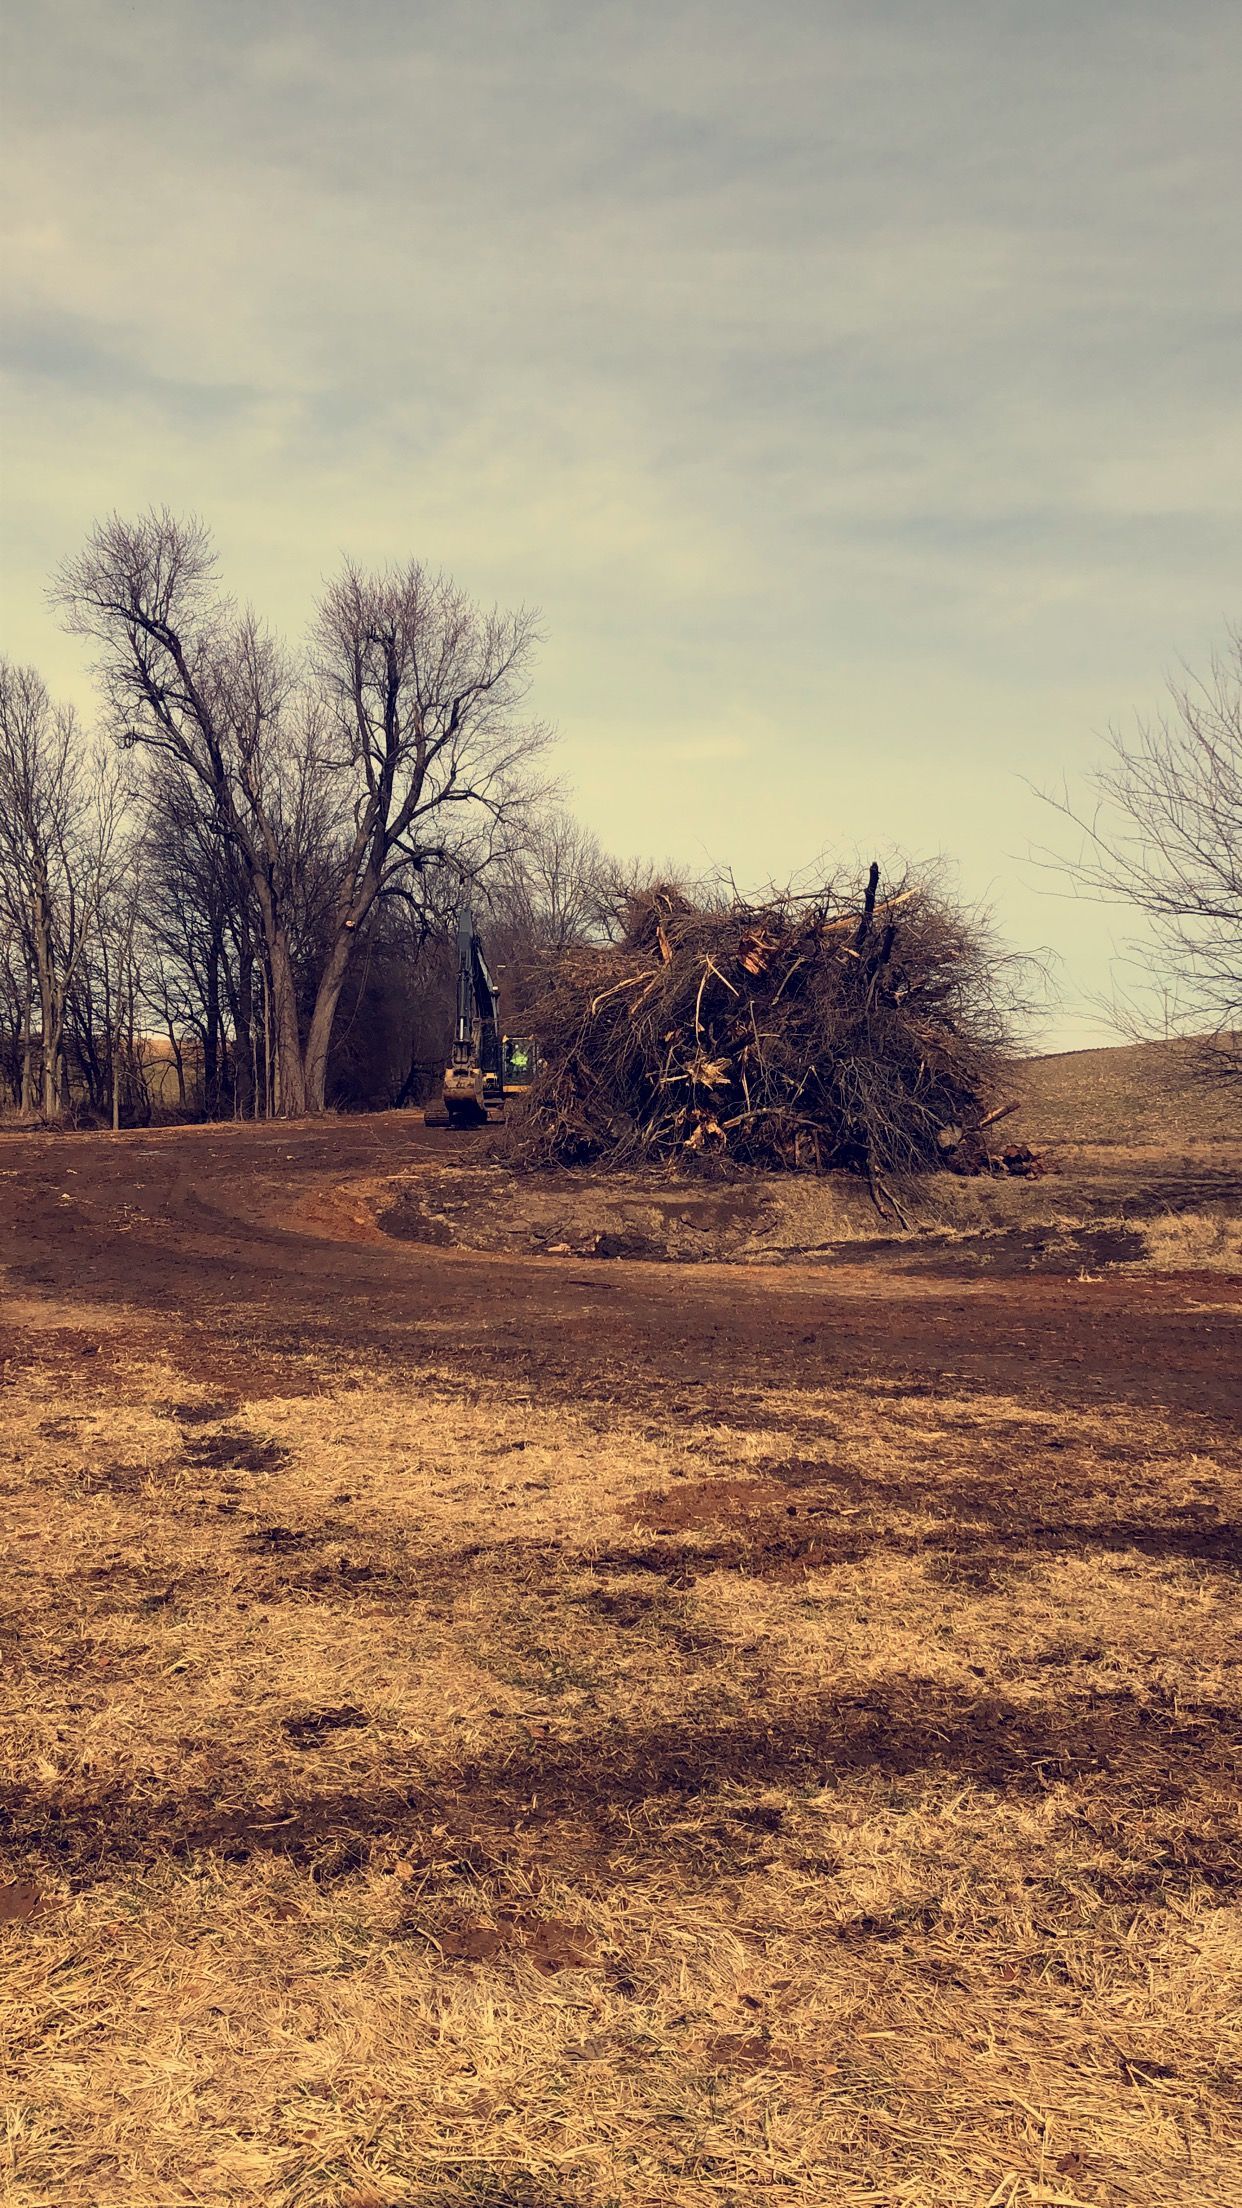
[2,0,1240,1046]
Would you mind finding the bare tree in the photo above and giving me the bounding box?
[485,805,608,954]
[137,761,239,1114]
[309,560,551,1108]
[55,513,551,1115]
[1042,629,1242,1075]
[52,513,335,1114]
[0,660,124,1119]
[91,823,149,1129]
[0,920,36,1113]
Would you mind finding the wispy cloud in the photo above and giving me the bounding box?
[2,0,1239,1040]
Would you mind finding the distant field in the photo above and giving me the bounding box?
[1017,1039,1242,1148]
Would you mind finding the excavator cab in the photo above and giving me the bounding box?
[424,908,536,1127]
[502,1035,535,1090]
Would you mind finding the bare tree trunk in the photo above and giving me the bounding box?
[19,998,35,1115]
[126,970,144,1126]
[272,961,306,1116]
[41,1030,62,1121]
[204,940,220,1116]
[219,925,252,1119]
[33,920,58,1121]
[235,940,254,1118]
[252,887,306,1117]
[163,1017,186,1110]
[30,883,73,1124]
[302,927,360,1114]
[260,962,273,1119]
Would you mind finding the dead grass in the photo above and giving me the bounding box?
[1141,1210,1242,1273]
[1018,1040,1241,1148]
[2,1326,1240,2208]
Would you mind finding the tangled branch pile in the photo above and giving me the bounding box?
[519,866,1020,1179]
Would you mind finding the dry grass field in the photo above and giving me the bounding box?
[1017,1040,1241,1149]
[1,1050,1240,2208]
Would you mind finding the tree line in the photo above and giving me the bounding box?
[0,510,624,1124]
[4,513,1237,1122]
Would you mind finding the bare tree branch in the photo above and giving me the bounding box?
[1036,627,1242,1078]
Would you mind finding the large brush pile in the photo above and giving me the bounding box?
[518,867,1019,1183]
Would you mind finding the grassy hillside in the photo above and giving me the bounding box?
[1017,1039,1242,1147]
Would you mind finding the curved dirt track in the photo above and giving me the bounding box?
[1,1114,1237,1427]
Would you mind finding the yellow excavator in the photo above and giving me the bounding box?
[424,906,535,1127]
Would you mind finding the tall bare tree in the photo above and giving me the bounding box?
[137,761,242,1114]
[55,512,550,1115]
[1044,628,1242,1074]
[0,914,36,1113]
[308,560,550,1108]
[0,659,123,1119]
[53,513,332,1113]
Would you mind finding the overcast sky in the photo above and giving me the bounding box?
[3,0,1240,1044]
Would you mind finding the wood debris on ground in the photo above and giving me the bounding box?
[518,865,1032,1193]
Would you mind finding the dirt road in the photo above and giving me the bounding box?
[2,1116,1238,1424]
